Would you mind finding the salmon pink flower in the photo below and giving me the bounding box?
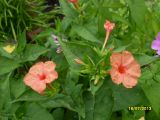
[110,51,141,88]
[104,20,115,32]
[151,32,160,55]
[102,20,115,51]
[24,61,58,94]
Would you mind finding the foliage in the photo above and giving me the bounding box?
[0,0,160,120]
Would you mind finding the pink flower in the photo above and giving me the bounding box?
[104,20,115,32]
[24,61,58,94]
[110,51,141,88]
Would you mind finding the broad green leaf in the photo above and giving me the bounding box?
[134,53,157,66]
[42,86,85,118]
[107,80,145,111]
[83,80,113,120]
[58,39,78,70]
[72,25,100,43]
[11,91,48,103]
[24,103,54,120]
[59,0,77,18]
[125,0,147,27]
[20,44,48,62]
[142,82,160,117]
[11,77,26,98]
[16,31,26,53]
[140,61,160,117]
[0,73,11,110]
[61,17,73,31]
[0,56,19,75]
[42,94,76,111]
[52,108,64,120]
[113,44,130,52]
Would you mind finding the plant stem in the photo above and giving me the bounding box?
[101,31,110,52]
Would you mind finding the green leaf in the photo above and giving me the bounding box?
[72,25,100,43]
[142,82,160,117]
[58,39,78,70]
[16,31,26,53]
[0,73,11,110]
[52,108,64,120]
[83,80,113,120]
[42,94,77,112]
[108,80,145,111]
[113,44,130,52]
[140,61,160,117]
[11,77,26,98]
[59,0,77,18]
[20,44,48,62]
[125,0,147,27]
[134,53,157,66]
[0,56,19,75]
[11,91,48,103]
[24,103,54,120]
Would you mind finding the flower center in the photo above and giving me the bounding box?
[118,65,126,74]
[39,74,46,80]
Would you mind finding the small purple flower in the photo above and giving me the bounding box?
[151,32,160,55]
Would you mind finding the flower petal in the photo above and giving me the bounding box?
[157,50,160,55]
[29,62,44,76]
[44,61,56,72]
[151,40,160,50]
[24,73,46,93]
[122,51,134,67]
[24,73,38,86]
[110,68,123,84]
[126,61,141,78]
[31,80,46,94]
[45,71,58,83]
[122,75,137,88]
[110,52,122,68]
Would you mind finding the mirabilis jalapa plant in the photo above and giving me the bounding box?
[23,0,141,102]
[23,19,141,95]
[74,20,141,95]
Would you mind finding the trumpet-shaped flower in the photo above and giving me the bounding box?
[24,61,58,94]
[110,51,141,88]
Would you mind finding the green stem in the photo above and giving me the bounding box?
[101,31,110,52]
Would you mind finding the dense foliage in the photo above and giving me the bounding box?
[0,0,160,120]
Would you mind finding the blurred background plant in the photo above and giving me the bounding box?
[0,0,60,45]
